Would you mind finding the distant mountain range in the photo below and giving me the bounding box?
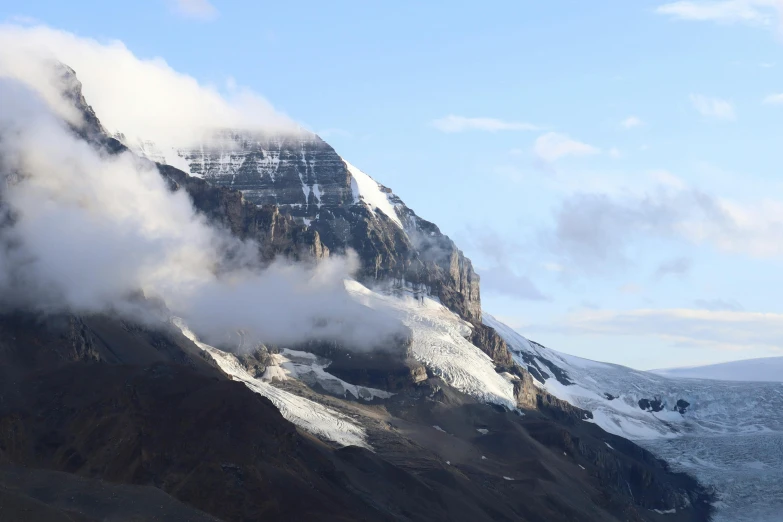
[652,357,783,383]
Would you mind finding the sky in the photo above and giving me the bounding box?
[2,0,783,370]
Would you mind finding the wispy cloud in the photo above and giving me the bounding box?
[170,0,218,21]
[690,94,736,119]
[621,116,643,129]
[316,128,353,139]
[654,256,692,278]
[656,0,781,26]
[542,176,783,276]
[533,132,600,162]
[763,92,783,104]
[694,298,745,311]
[539,307,783,354]
[431,115,539,133]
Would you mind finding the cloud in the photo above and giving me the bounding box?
[689,94,736,119]
[621,116,643,129]
[170,0,218,20]
[656,0,783,26]
[544,174,783,275]
[479,265,547,301]
[431,115,539,133]
[763,92,783,104]
[609,147,622,159]
[0,53,405,352]
[0,24,297,151]
[618,283,644,295]
[463,226,547,301]
[654,256,692,278]
[316,128,353,139]
[693,298,745,311]
[540,307,783,353]
[543,185,732,273]
[533,132,600,162]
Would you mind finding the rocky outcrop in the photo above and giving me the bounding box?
[162,132,484,323]
[160,165,328,263]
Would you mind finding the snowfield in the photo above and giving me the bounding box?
[346,280,517,409]
[174,320,370,449]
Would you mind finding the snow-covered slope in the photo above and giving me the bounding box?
[175,320,370,449]
[652,356,783,383]
[484,314,783,522]
[346,281,517,409]
[345,160,402,227]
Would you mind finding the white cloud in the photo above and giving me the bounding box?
[553,307,783,353]
[609,147,622,159]
[763,92,783,104]
[649,169,686,189]
[689,94,736,119]
[431,115,539,133]
[534,132,600,162]
[621,116,643,129]
[0,24,297,151]
[316,128,353,139]
[656,0,782,26]
[0,67,404,352]
[170,0,218,20]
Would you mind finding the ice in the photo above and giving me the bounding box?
[483,313,783,519]
[272,349,393,401]
[344,160,402,228]
[346,281,516,409]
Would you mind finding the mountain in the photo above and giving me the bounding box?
[652,357,783,383]
[485,315,783,522]
[0,65,716,521]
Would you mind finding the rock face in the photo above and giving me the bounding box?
[152,132,483,324]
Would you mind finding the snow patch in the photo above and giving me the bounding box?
[347,281,516,409]
[345,160,402,228]
[174,320,369,449]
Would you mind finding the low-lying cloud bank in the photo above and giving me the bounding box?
[0,24,300,150]
[0,26,405,352]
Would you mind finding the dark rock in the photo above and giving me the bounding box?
[676,399,690,415]
[638,397,666,413]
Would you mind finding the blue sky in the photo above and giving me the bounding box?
[3,0,783,369]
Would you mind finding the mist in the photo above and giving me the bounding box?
[0,37,406,352]
[0,23,302,150]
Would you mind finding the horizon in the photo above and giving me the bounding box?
[2,0,783,370]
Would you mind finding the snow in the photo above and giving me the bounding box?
[174,320,369,449]
[476,428,489,435]
[652,357,783,383]
[503,476,514,481]
[433,425,446,433]
[133,140,197,177]
[346,281,517,409]
[271,349,393,401]
[344,160,402,228]
[483,313,783,521]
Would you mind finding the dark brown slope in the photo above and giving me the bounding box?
[0,313,713,522]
